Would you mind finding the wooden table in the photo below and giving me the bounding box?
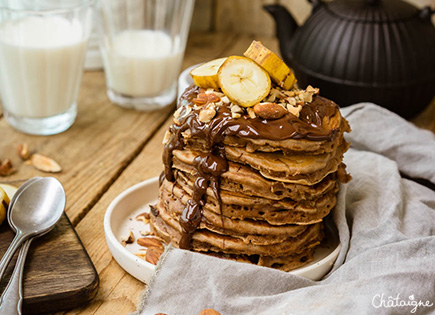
[0,33,434,314]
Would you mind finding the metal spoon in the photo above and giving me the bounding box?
[0,177,43,281]
[0,177,65,314]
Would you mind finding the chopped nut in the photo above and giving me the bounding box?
[136,212,151,224]
[253,102,287,120]
[145,246,164,265]
[0,159,15,176]
[287,97,297,106]
[198,103,216,123]
[199,309,222,315]
[162,130,171,145]
[192,93,208,106]
[135,251,147,260]
[231,112,241,119]
[220,96,230,104]
[121,231,135,246]
[207,93,221,103]
[230,104,243,114]
[287,104,302,117]
[181,129,192,139]
[139,230,152,236]
[247,107,256,119]
[173,106,183,120]
[17,144,30,160]
[306,85,319,95]
[30,154,62,173]
[137,237,164,249]
[284,90,296,97]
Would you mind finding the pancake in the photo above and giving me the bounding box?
[166,175,337,225]
[151,69,350,272]
[151,201,324,257]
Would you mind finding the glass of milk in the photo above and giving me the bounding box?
[0,0,94,135]
[98,0,195,110]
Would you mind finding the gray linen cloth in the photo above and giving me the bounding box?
[137,103,435,315]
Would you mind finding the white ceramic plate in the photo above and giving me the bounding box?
[104,177,341,284]
[177,64,197,101]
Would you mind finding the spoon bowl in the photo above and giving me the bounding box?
[9,177,65,236]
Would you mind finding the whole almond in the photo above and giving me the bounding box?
[30,154,62,173]
[145,246,164,265]
[137,237,164,249]
[253,103,287,120]
[199,309,222,315]
[193,93,208,106]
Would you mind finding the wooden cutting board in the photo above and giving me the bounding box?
[0,213,99,314]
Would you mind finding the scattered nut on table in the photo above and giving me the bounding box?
[30,154,62,173]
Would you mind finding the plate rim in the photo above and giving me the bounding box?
[104,176,341,283]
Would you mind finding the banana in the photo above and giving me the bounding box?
[244,40,297,90]
[0,186,11,226]
[190,57,227,89]
[0,184,17,226]
[218,56,271,107]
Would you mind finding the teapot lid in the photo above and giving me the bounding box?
[327,0,419,22]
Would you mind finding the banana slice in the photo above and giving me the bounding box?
[190,57,227,89]
[244,40,297,90]
[0,185,13,226]
[218,56,271,107]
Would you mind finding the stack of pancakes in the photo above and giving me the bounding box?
[150,85,350,271]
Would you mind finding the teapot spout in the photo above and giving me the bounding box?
[263,4,298,59]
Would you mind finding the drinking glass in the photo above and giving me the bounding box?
[0,0,95,135]
[98,0,195,110]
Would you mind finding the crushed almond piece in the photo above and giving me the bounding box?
[162,130,171,145]
[0,159,15,176]
[136,212,150,224]
[135,251,147,260]
[121,231,135,246]
[181,129,192,139]
[198,103,216,123]
[287,104,302,117]
[306,85,319,95]
[247,107,256,119]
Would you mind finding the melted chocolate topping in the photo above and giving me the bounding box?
[162,85,339,249]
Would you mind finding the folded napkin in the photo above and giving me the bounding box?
[136,103,435,315]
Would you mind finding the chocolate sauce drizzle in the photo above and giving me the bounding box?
[162,85,339,249]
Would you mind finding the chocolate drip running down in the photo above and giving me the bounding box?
[162,85,340,249]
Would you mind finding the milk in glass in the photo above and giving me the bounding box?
[0,16,87,118]
[101,30,183,97]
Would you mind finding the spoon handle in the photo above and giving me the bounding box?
[0,238,32,315]
[0,232,26,282]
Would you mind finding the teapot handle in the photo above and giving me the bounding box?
[419,6,435,22]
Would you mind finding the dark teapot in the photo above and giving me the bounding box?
[265,0,435,118]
